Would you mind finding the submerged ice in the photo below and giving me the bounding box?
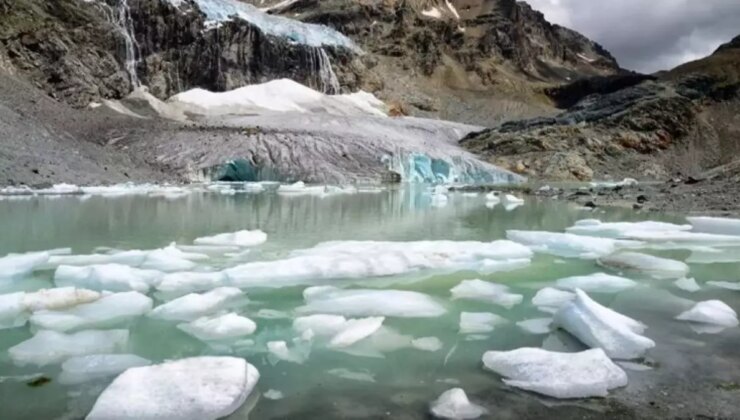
[298,286,446,318]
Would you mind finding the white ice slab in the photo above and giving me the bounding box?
[412,336,443,352]
[59,354,151,385]
[507,230,641,259]
[297,286,446,318]
[328,317,385,348]
[676,300,739,327]
[54,264,162,292]
[516,318,552,335]
[482,347,628,399]
[459,312,507,334]
[598,252,689,279]
[0,251,50,280]
[194,230,267,247]
[9,329,129,366]
[687,216,740,236]
[555,273,637,293]
[178,313,256,342]
[553,289,655,359]
[0,292,28,329]
[30,291,152,332]
[450,279,523,309]
[156,272,229,296]
[149,287,245,321]
[707,281,740,291]
[430,388,487,419]
[87,356,259,420]
[532,287,575,313]
[674,277,701,293]
[566,219,691,238]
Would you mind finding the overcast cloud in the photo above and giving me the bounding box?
[526,0,740,73]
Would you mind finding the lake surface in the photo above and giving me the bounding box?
[1,185,739,419]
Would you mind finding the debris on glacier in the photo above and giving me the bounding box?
[598,252,689,279]
[450,279,523,309]
[149,287,245,321]
[297,286,446,318]
[553,289,655,359]
[506,230,642,259]
[555,273,638,293]
[9,329,129,366]
[178,313,257,342]
[59,354,151,385]
[482,347,628,399]
[430,388,487,419]
[86,357,259,420]
[459,312,507,334]
[29,291,152,332]
[676,300,739,328]
[0,288,101,330]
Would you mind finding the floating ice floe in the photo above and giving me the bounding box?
[267,340,308,364]
[553,289,655,359]
[263,389,284,400]
[621,230,740,246]
[178,313,257,342]
[0,288,101,330]
[707,281,740,291]
[589,178,638,189]
[333,326,414,358]
[9,329,129,366]
[30,291,152,332]
[674,277,701,293]
[555,273,638,293]
[598,252,689,279]
[516,318,552,335]
[450,279,523,309]
[156,271,229,296]
[47,243,206,272]
[193,230,267,247]
[412,336,443,352]
[292,314,385,348]
[59,354,151,385]
[55,264,163,293]
[328,368,375,382]
[0,251,50,280]
[226,240,532,288]
[506,230,642,259]
[459,312,507,334]
[531,287,575,314]
[430,388,487,419]
[87,356,259,420]
[298,286,446,318]
[149,287,245,321]
[482,347,628,399]
[687,216,740,236]
[687,247,740,264]
[566,219,691,239]
[431,193,449,208]
[502,194,524,205]
[675,300,739,328]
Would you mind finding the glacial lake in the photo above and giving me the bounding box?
[1,184,739,419]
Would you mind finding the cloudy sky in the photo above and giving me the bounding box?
[526,0,740,73]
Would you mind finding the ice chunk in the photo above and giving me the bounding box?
[267,340,307,364]
[9,329,129,366]
[623,230,740,246]
[328,368,375,382]
[412,336,443,352]
[30,292,152,332]
[226,240,531,288]
[328,317,384,348]
[553,289,655,359]
[516,318,552,335]
[502,194,524,205]
[23,287,101,311]
[555,273,637,293]
[293,314,348,337]
[178,313,257,342]
[156,271,229,295]
[482,347,628,399]
[687,216,740,236]
[687,247,740,264]
[566,219,691,238]
[87,356,259,420]
[676,300,739,327]
[59,354,151,385]
[532,287,575,313]
[598,252,689,279]
[54,264,162,292]
[264,389,284,400]
[450,279,523,309]
[674,277,701,293]
[478,258,531,273]
[0,251,49,280]
[48,250,149,268]
[194,230,267,247]
[431,193,449,208]
[430,388,487,419]
[459,312,507,334]
[707,281,740,291]
[298,286,446,318]
[507,230,641,259]
[149,287,245,321]
[0,292,28,329]
[139,245,201,272]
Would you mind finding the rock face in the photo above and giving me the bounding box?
[462,36,740,180]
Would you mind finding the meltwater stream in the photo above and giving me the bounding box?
[0,185,739,419]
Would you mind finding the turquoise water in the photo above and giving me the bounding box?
[0,186,739,419]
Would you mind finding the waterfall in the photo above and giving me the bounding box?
[308,47,340,94]
[115,0,141,87]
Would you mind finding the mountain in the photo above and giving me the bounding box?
[461,34,740,181]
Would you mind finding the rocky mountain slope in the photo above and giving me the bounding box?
[462,35,740,181]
